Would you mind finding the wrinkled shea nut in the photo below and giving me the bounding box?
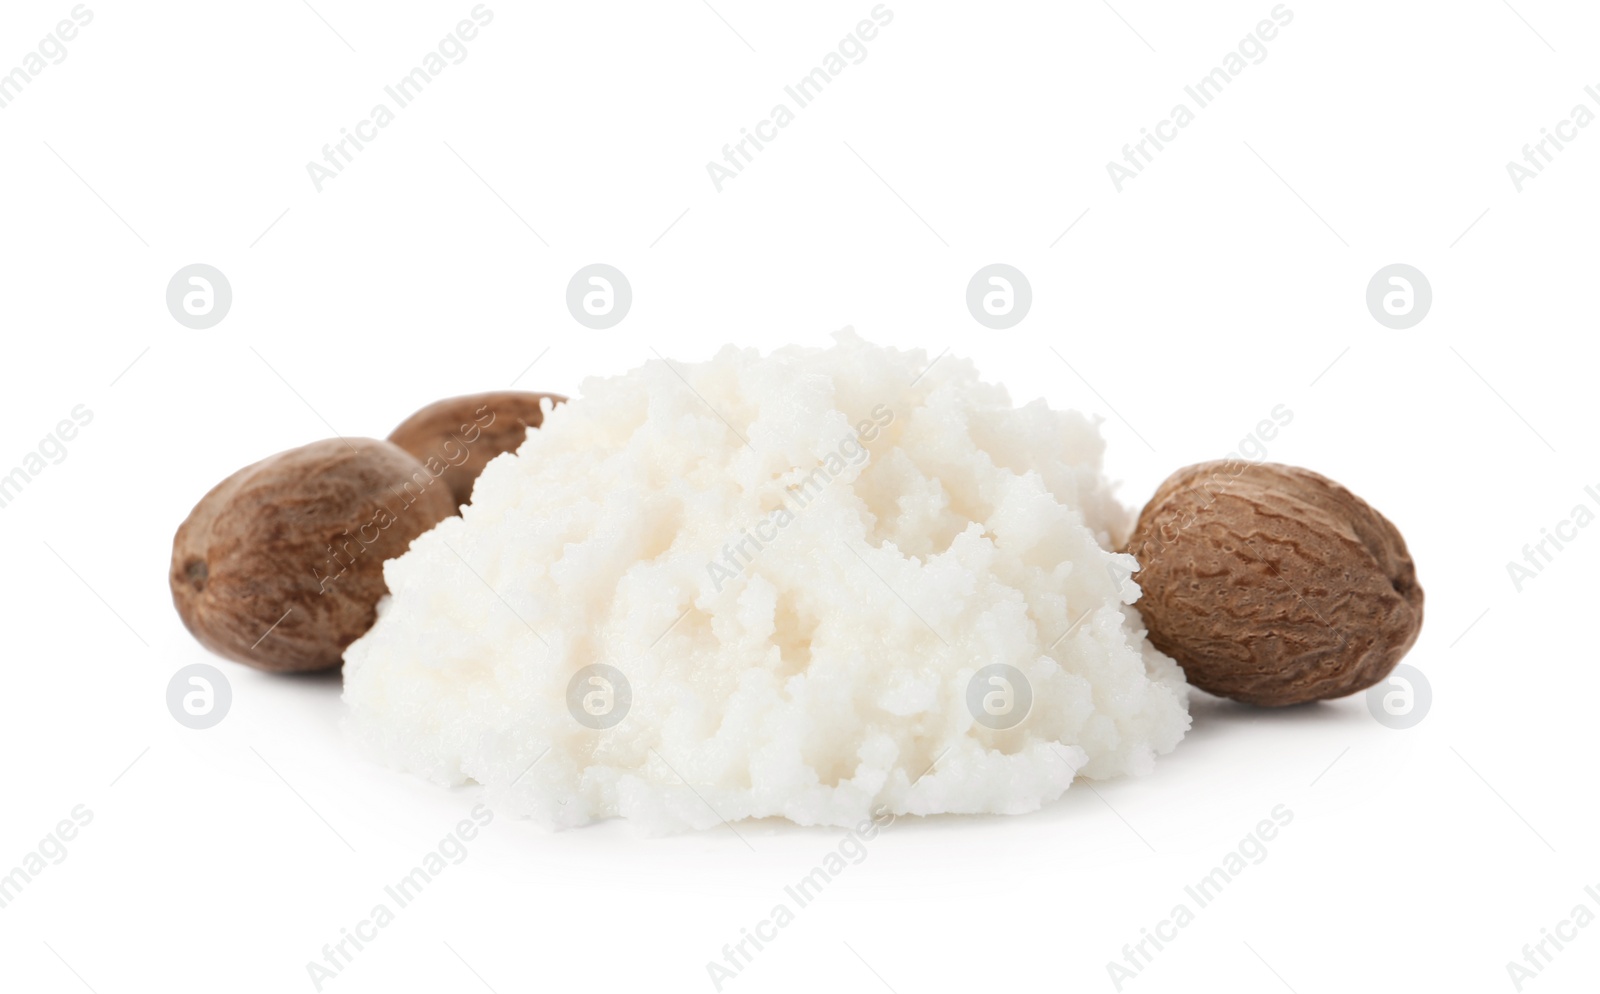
[170,438,455,673]
[1126,460,1423,706]
[387,391,564,509]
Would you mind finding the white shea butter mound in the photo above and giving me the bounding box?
[344,332,1189,832]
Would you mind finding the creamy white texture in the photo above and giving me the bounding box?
[343,332,1189,832]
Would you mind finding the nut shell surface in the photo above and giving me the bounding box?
[387,391,563,509]
[170,438,455,672]
[1126,460,1424,706]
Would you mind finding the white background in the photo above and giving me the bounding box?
[2,1,1596,991]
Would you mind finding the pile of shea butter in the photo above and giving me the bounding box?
[343,332,1190,832]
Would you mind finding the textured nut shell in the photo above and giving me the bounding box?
[170,438,456,673]
[387,391,564,509]
[1126,461,1423,706]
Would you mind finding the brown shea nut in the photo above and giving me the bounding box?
[170,438,455,673]
[1125,460,1423,707]
[387,391,564,509]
